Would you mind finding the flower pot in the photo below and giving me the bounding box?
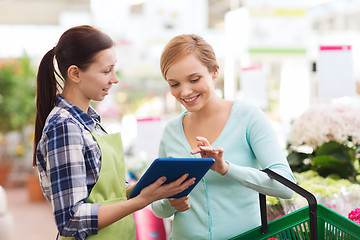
[25,174,46,202]
[0,162,12,187]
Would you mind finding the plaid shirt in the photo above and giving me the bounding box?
[36,95,106,240]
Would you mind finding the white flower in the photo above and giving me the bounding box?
[288,104,360,149]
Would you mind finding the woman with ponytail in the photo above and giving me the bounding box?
[33,25,194,240]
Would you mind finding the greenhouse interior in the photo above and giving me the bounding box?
[0,0,360,239]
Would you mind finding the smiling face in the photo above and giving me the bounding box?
[77,47,118,102]
[166,53,218,112]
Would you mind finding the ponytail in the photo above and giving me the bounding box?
[32,25,114,167]
[33,48,61,166]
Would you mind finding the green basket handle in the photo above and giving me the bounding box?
[260,168,318,240]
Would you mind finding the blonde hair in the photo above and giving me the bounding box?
[160,34,219,79]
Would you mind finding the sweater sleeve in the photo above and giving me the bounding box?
[151,199,177,218]
[223,104,295,199]
[225,163,294,199]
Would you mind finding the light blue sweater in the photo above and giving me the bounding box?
[151,100,295,240]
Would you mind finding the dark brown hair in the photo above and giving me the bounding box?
[33,25,114,166]
[160,34,219,80]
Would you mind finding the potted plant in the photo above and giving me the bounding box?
[0,54,36,188]
[286,103,360,183]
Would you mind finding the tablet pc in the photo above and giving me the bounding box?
[129,158,215,199]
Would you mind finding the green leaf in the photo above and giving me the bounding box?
[0,54,36,133]
[316,141,352,161]
[312,155,356,181]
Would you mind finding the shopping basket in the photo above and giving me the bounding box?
[230,169,360,240]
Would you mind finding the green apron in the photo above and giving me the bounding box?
[60,130,136,239]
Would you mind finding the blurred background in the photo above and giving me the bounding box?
[1,0,360,239]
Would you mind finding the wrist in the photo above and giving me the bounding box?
[133,195,151,209]
[220,161,229,175]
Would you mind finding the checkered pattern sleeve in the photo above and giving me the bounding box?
[40,118,99,239]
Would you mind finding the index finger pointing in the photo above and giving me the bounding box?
[196,136,211,146]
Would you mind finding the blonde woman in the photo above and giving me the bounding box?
[151,34,295,240]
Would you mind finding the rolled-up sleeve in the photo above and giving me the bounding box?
[43,120,99,239]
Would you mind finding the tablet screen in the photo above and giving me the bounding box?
[129,158,215,199]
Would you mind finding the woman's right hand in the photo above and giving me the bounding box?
[190,136,229,175]
[98,175,195,230]
[137,174,195,205]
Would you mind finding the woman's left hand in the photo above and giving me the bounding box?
[168,196,191,212]
[190,136,229,175]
